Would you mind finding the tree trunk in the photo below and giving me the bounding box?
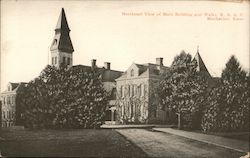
[177,113,181,129]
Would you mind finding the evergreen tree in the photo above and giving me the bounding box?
[202,56,249,132]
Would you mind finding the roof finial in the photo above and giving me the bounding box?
[197,45,199,53]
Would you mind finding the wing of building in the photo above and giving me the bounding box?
[0,82,27,127]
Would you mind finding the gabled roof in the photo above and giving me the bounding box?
[50,8,74,53]
[116,62,168,80]
[72,65,123,82]
[10,83,19,91]
[1,82,27,94]
[193,52,211,77]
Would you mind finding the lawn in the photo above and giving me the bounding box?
[0,128,147,157]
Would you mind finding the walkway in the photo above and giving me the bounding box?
[101,124,175,129]
[117,129,245,158]
[153,128,249,153]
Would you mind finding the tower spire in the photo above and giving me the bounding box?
[55,8,70,32]
[50,8,74,67]
[193,46,211,77]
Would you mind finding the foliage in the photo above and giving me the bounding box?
[158,51,208,129]
[17,65,109,129]
[201,56,249,132]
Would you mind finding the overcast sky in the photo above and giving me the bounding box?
[1,0,249,92]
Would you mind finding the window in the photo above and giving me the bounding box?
[52,57,54,65]
[8,86,11,91]
[134,85,136,97]
[131,69,134,77]
[12,111,15,119]
[13,96,15,105]
[141,84,144,96]
[143,85,147,96]
[122,105,124,117]
[131,85,134,96]
[67,58,70,65]
[138,85,141,96]
[120,86,124,97]
[130,104,134,117]
[63,57,66,64]
[55,57,57,64]
[128,85,130,97]
[7,96,10,104]
[53,39,57,45]
[120,86,123,97]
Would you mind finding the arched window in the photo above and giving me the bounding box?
[131,69,134,77]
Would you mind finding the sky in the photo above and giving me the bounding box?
[1,0,249,92]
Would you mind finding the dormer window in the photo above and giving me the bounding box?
[131,69,134,77]
[53,39,57,45]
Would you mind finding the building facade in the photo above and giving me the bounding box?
[115,58,168,124]
[0,82,27,127]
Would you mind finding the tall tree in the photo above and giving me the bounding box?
[158,51,208,129]
[17,65,109,129]
[221,55,246,84]
[202,56,249,132]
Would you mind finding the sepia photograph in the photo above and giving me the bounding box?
[0,0,249,157]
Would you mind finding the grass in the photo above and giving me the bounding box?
[0,128,147,157]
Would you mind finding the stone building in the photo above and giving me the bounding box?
[0,82,27,127]
[115,58,169,124]
[115,50,212,124]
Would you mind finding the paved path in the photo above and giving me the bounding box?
[117,129,245,158]
[101,124,175,129]
[154,128,249,153]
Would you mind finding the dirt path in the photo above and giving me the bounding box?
[116,129,244,158]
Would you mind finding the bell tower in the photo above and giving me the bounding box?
[50,8,74,67]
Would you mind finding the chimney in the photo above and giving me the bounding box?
[156,57,163,66]
[91,59,96,68]
[104,62,110,70]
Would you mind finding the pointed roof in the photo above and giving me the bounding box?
[55,8,70,31]
[193,47,211,77]
[50,8,74,53]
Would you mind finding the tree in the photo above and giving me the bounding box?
[221,55,246,84]
[17,65,109,129]
[201,56,249,132]
[158,51,208,129]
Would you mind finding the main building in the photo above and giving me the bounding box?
[1,8,212,127]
